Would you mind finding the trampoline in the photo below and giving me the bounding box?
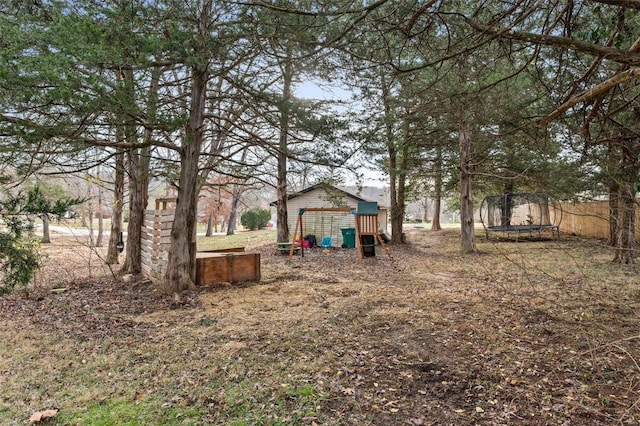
[479,193,562,240]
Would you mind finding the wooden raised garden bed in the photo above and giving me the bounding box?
[195,248,260,285]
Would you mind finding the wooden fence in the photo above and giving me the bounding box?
[141,209,174,283]
[555,200,640,240]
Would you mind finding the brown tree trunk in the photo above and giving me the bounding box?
[96,168,104,247]
[608,180,619,247]
[389,149,403,243]
[163,139,200,293]
[41,215,50,243]
[122,149,148,275]
[227,187,241,236]
[206,212,213,237]
[227,149,247,236]
[459,121,477,254]
[393,119,410,244]
[88,198,95,247]
[81,205,87,228]
[163,35,210,293]
[431,144,443,231]
[121,65,158,275]
[501,180,515,228]
[276,61,293,244]
[606,142,620,247]
[106,149,124,264]
[613,182,636,264]
[380,71,404,244]
[612,140,638,264]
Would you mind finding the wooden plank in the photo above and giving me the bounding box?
[141,238,170,249]
[141,233,154,244]
[141,263,162,275]
[144,209,176,217]
[154,197,177,210]
[142,221,173,231]
[197,246,245,253]
[143,235,171,245]
[148,257,169,268]
[143,220,169,229]
[145,228,172,237]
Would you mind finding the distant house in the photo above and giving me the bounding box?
[270,183,388,246]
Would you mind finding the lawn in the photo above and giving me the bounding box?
[0,228,638,425]
[197,228,277,251]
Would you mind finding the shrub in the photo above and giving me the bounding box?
[0,184,83,294]
[0,221,41,294]
[240,208,271,231]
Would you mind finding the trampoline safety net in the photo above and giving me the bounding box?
[479,193,562,237]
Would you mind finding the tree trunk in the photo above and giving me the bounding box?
[421,198,431,222]
[606,141,620,247]
[276,60,293,244]
[163,141,200,293]
[608,181,619,247]
[122,149,148,274]
[81,205,87,228]
[96,168,104,247]
[163,48,209,293]
[392,120,410,244]
[227,184,241,236]
[431,145,443,231]
[226,149,247,236]
[88,199,95,247]
[380,71,404,244]
[206,212,213,237]
[459,122,477,254]
[431,196,442,231]
[106,149,124,264]
[41,215,51,243]
[121,66,157,276]
[613,182,636,264]
[612,140,638,264]
[389,150,402,243]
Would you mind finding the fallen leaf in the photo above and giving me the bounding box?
[341,387,355,395]
[29,409,58,423]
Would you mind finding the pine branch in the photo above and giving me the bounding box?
[538,67,640,126]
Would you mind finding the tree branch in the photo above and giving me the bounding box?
[465,18,640,67]
[538,67,640,126]
[590,0,640,9]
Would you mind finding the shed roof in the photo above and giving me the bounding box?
[269,183,384,207]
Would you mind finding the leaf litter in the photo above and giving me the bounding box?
[0,229,638,425]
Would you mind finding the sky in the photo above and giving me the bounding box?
[295,81,350,101]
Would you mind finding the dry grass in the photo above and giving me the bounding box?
[0,228,639,425]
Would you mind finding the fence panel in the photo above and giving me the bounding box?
[141,209,174,283]
[556,200,640,240]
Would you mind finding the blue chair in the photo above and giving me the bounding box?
[320,236,332,247]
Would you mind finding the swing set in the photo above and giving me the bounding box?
[288,202,392,263]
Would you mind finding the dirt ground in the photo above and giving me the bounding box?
[1,228,639,425]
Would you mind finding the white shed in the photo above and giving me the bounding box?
[270,184,388,247]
